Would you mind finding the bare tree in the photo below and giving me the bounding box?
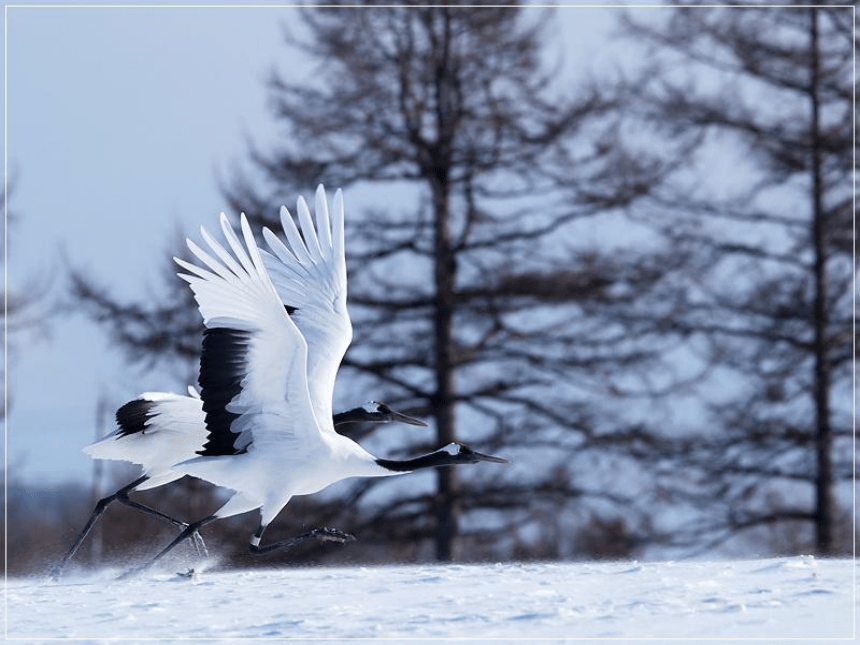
[622,2,854,555]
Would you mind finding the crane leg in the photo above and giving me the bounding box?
[49,475,148,581]
[50,476,207,581]
[248,524,356,555]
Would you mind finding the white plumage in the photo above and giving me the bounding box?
[53,187,427,579]
[261,188,352,426]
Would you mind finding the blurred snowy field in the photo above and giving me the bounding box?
[5,557,854,642]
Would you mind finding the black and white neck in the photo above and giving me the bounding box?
[374,442,508,473]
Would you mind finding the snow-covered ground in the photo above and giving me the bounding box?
[5,557,854,641]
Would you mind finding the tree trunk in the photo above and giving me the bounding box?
[430,172,459,562]
[808,7,833,555]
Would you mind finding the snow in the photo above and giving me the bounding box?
[5,557,854,641]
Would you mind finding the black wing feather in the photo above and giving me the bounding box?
[197,327,252,456]
[115,399,156,437]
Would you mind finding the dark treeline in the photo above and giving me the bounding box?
[12,1,852,576]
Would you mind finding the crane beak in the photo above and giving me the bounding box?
[391,410,429,426]
[470,449,510,464]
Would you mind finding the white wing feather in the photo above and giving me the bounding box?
[261,185,352,429]
[175,213,322,452]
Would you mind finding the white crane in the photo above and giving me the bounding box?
[51,186,426,579]
[130,190,507,573]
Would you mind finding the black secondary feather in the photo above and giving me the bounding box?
[115,399,157,437]
[197,327,251,456]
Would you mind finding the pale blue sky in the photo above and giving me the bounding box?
[7,6,293,486]
[5,4,623,487]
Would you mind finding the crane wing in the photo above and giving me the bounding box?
[260,185,352,429]
[175,213,320,456]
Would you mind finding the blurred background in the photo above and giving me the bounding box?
[4,0,854,575]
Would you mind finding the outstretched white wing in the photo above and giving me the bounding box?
[174,213,322,457]
[261,185,352,429]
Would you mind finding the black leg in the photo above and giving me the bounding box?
[49,476,148,581]
[50,475,207,581]
[118,497,187,530]
[118,514,219,580]
[248,524,356,556]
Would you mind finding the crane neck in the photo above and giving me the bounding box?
[374,444,462,473]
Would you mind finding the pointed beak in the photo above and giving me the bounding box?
[391,410,429,426]
[471,449,510,464]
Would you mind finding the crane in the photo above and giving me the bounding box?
[51,186,426,579]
